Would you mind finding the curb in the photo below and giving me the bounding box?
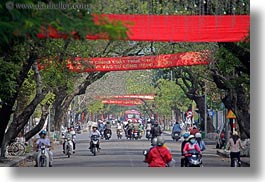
[0,153,34,167]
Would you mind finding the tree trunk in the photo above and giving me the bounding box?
[53,72,107,131]
[0,90,48,158]
[193,96,215,133]
[24,103,50,141]
[0,54,36,147]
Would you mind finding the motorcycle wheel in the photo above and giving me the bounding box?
[232,159,238,167]
[93,147,97,156]
[40,157,46,167]
[67,146,71,158]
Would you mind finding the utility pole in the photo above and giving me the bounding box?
[204,81,207,137]
[48,106,51,138]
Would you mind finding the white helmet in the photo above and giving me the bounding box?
[187,135,195,141]
[195,133,202,138]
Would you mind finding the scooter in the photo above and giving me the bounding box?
[171,131,181,142]
[145,130,152,140]
[185,149,203,167]
[104,129,112,140]
[36,144,50,167]
[132,129,140,140]
[231,157,241,167]
[99,129,104,139]
[64,133,74,158]
[90,135,100,156]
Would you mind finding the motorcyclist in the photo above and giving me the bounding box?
[180,132,190,167]
[145,136,172,167]
[143,137,158,162]
[116,120,123,135]
[226,131,244,167]
[104,120,112,137]
[35,130,53,167]
[125,119,134,138]
[89,125,101,151]
[145,120,152,131]
[63,127,76,154]
[183,135,202,167]
[190,125,200,136]
[172,121,182,134]
[195,132,206,151]
[150,121,162,140]
[98,120,105,137]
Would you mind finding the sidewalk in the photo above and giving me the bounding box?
[0,141,62,167]
[163,130,250,166]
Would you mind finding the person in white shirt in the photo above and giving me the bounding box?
[89,125,101,150]
[35,130,53,167]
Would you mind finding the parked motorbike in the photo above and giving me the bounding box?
[171,131,181,142]
[90,135,100,156]
[117,129,122,139]
[185,149,203,167]
[145,130,152,140]
[64,133,74,158]
[104,129,112,140]
[36,144,50,167]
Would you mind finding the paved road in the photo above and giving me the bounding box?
[19,126,248,167]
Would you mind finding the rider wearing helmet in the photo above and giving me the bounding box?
[145,136,172,167]
[180,132,190,167]
[104,120,112,137]
[195,132,206,151]
[183,135,202,167]
[150,121,162,140]
[89,125,101,150]
[63,126,76,154]
[35,130,53,167]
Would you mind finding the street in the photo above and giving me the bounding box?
[20,127,248,167]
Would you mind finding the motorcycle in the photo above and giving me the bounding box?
[64,133,74,158]
[117,129,122,139]
[171,131,181,142]
[185,149,203,167]
[231,157,241,167]
[145,130,152,140]
[99,129,104,139]
[36,144,50,167]
[132,129,140,140]
[90,135,100,156]
[126,128,132,140]
[104,129,112,140]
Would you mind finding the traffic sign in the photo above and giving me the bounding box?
[226,110,236,119]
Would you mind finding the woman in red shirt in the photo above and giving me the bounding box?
[145,136,172,167]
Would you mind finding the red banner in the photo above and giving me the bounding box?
[102,99,143,105]
[67,51,209,72]
[97,94,155,100]
[37,15,249,42]
[88,14,250,42]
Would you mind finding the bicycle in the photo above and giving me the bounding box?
[7,139,26,156]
